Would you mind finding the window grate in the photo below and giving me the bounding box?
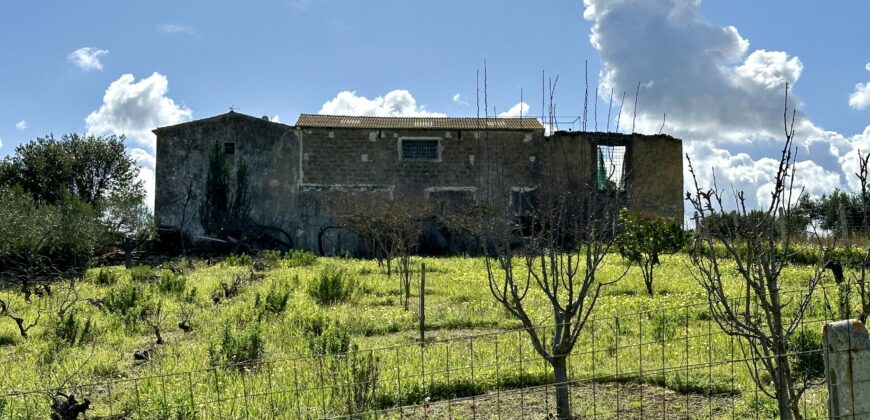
[224,142,235,155]
[596,145,625,191]
[401,140,439,160]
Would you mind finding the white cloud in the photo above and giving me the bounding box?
[452,93,469,106]
[498,102,530,118]
[158,24,199,37]
[319,90,446,117]
[848,63,870,110]
[0,137,4,149]
[15,120,27,130]
[269,115,281,123]
[581,0,860,211]
[67,47,109,71]
[85,72,192,207]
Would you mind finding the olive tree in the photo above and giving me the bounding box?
[616,210,689,295]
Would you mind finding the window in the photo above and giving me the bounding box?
[401,139,439,161]
[224,142,235,155]
[596,145,625,191]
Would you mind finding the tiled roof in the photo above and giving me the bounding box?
[295,114,543,131]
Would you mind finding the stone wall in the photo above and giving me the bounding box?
[154,112,684,253]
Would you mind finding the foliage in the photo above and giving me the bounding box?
[284,249,318,268]
[103,283,145,318]
[209,324,265,370]
[157,271,186,296]
[128,265,156,283]
[257,279,291,315]
[344,345,380,413]
[789,328,825,380]
[305,320,352,356]
[796,189,866,236]
[225,253,253,267]
[200,142,251,237]
[95,268,118,286]
[51,310,94,346]
[0,133,141,206]
[617,210,690,295]
[0,186,103,274]
[307,265,355,305]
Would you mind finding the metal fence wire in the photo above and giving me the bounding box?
[0,285,862,419]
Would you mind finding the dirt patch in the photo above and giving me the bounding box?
[367,381,737,419]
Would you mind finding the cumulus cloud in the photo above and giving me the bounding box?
[15,120,27,130]
[498,102,530,118]
[848,63,870,110]
[452,93,469,106]
[85,72,192,207]
[67,47,109,71]
[319,90,446,117]
[0,137,4,149]
[582,0,851,209]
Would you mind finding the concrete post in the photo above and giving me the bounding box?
[824,319,870,419]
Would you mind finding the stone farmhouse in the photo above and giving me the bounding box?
[153,111,683,254]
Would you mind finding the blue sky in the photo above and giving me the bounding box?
[2,0,870,210]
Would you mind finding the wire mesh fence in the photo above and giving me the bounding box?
[0,285,854,419]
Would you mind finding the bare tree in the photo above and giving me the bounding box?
[337,192,426,310]
[686,84,822,420]
[846,151,870,322]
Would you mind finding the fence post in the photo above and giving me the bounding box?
[419,263,426,343]
[824,319,870,418]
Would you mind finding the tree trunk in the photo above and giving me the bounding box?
[551,356,571,419]
[643,262,654,296]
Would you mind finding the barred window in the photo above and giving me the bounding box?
[401,139,439,161]
[224,142,235,155]
[596,145,625,191]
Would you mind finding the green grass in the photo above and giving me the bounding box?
[0,252,840,418]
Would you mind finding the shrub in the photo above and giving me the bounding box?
[211,274,244,304]
[95,268,118,286]
[225,253,253,267]
[209,325,265,370]
[157,271,186,296]
[104,283,144,317]
[308,265,354,305]
[52,310,94,346]
[129,265,156,283]
[258,280,291,315]
[306,321,352,356]
[285,250,317,268]
[790,328,825,379]
[344,345,380,413]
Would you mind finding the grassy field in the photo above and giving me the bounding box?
[0,251,839,418]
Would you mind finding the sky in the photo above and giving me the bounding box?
[1,0,869,214]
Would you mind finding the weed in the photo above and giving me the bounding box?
[209,324,265,370]
[225,253,253,267]
[157,271,186,296]
[52,310,94,346]
[95,268,118,286]
[790,328,825,379]
[285,249,318,268]
[129,265,156,283]
[308,265,355,305]
[258,280,291,315]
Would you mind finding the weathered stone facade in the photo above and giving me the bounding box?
[154,111,682,254]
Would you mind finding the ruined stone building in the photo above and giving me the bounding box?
[154,111,683,254]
